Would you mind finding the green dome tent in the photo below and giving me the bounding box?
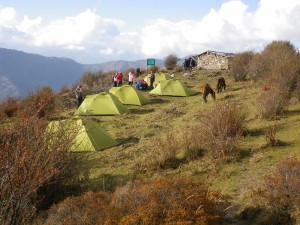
[47,117,118,152]
[109,85,151,105]
[75,92,130,116]
[144,72,168,86]
[149,79,196,97]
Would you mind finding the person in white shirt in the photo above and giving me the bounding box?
[128,71,135,85]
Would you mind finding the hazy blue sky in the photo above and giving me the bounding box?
[0,0,299,64]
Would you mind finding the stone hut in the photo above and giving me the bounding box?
[197,50,234,70]
[183,55,197,70]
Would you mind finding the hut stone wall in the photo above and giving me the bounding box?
[197,51,233,70]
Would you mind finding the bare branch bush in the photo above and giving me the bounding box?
[199,101,246,169]
[243,157,300,224]
[256,87,289,119]
[0,103,85,224]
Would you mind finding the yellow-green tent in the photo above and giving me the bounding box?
[47,117,118,152]
[109,85,151,105]
[144,72,168,86]
[149,79,196,96]
[75,92,130,116]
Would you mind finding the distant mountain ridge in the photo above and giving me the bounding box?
[0,48,177,101]
[0,48,84,100]
[84,59,164,73]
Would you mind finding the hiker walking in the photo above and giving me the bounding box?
[150,71,155,89]
[75,85,83,108]
[128,71,135,85]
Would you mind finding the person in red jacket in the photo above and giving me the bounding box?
[116,72,123,87]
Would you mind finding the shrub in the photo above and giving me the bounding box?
[44,192,112,225]
[76,70,113,95]
[135,124,204,173]
[44,178,229,224]
[267,55,300,97]
[148,65,159,73]
[19,86,56,119]
[138,130,182,171]
[230,51,255,81]
[199,101,246,166]
[0,114,80,224]
[256,87,289,119]
[164,53,179,70]
[263,124,286,147]
[180,123,204,160]
[80,72,99,88]
[173,65,183,73]
[109,178,229,224]
[247,157,300,224]
[249,41,300,98]
[0,97,19,118]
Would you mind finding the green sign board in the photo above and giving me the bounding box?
[147,58,155,66]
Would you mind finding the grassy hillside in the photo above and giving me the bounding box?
[62,69,300,223]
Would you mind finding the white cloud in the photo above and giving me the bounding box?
[99,47,113,55]
[140,0,300,57]
[32,9,100,46]
[0,0,300,63]
[16,15,42,33]
[0,7,17,28]
[64,45,85,50]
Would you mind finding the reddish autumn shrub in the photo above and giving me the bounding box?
[109,178,229,225]
[44,192,112,225]
[0,113,82,224]
[0,97,19,118]
[43,178,229,225]
[19,86,56,119]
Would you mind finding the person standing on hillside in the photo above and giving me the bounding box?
[150,71,155,89]
[128,71,135,85]
[116,72,123,87]
[112,73,118,87]
[136,68,141,77]
[75,85,83,108]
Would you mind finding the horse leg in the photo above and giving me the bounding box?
[203,95,207,103]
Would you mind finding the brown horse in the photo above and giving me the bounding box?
[217,77,226,93]
[202,84,216,103]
